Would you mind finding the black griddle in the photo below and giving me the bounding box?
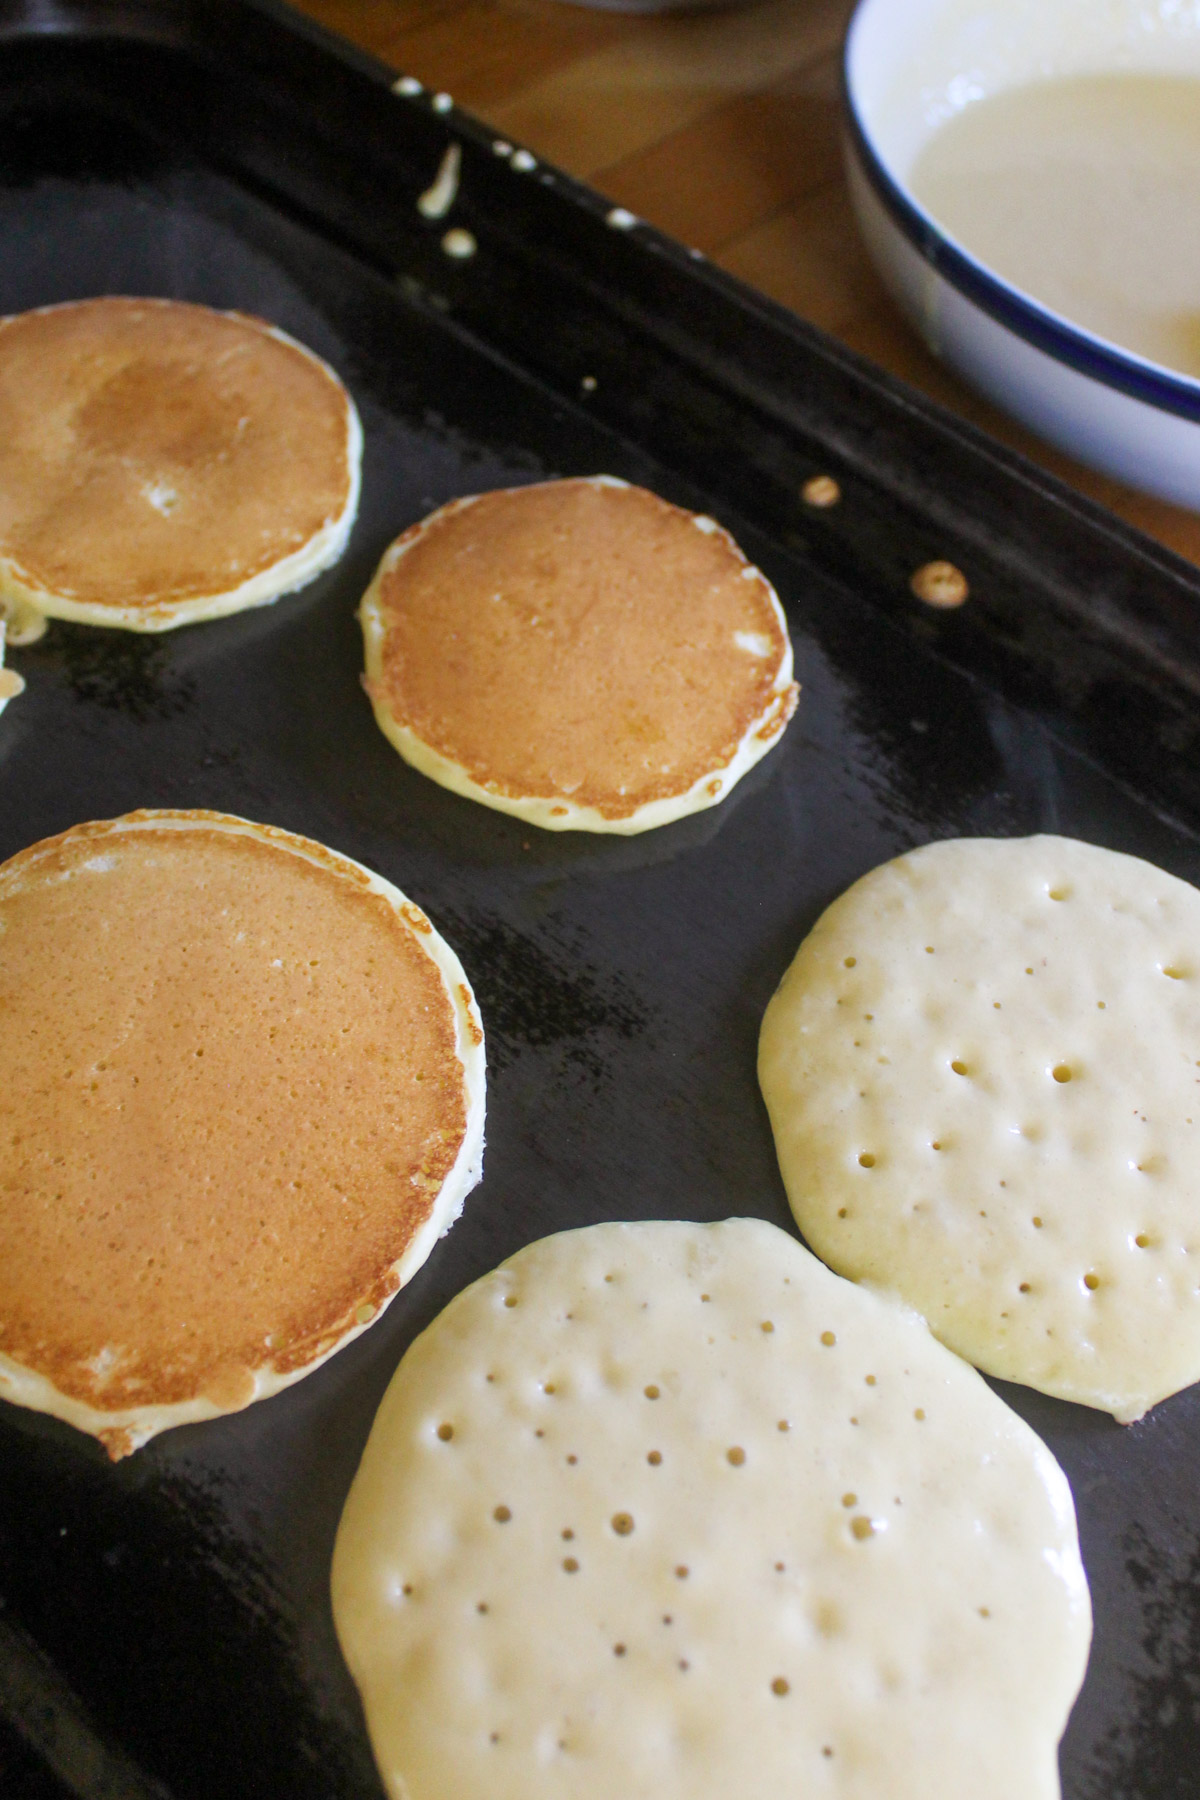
[1,4,1199,1795]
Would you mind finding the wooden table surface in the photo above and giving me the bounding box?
[293,0,1200,569]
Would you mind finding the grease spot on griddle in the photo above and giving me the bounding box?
[58,629,196,721]
[1082,1520,1200,1797]
[441,910,647,1078]
[0,1418,374,1800]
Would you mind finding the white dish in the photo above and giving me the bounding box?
[843,0,1200,509]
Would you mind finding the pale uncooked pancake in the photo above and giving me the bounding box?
[333,1218,1090,1800]
[0,810,484,1458]
[0,298,362,632]
[759,835,1200,1422]
[360,477,798,833]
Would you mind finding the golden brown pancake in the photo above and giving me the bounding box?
[0,298,361,633]
[360,477,798,833]
[0,810,484,1458]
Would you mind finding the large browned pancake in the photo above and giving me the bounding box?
[0,298,361,633]
[0,811,484,1458]
[360,477,798,833]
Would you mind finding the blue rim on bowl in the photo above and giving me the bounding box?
[841,10,1200,427]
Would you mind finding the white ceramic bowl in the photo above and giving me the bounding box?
[843,0,1200,509]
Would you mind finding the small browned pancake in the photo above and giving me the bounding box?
[0,811,484,1458]
[0,298,361,633]
[360,478,798,833]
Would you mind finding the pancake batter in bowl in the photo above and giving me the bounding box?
[910,75,1200,378]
